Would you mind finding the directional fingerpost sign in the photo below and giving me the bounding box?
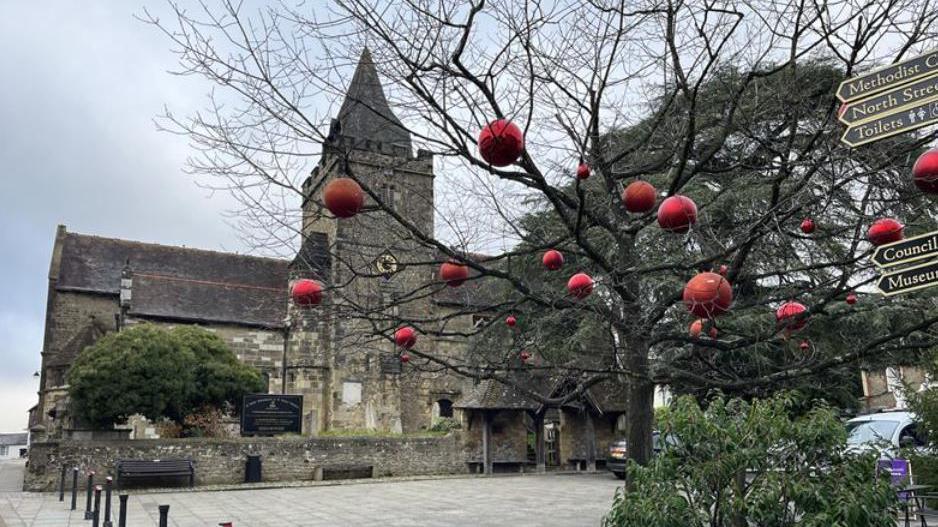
[839,72,938,125]
[841,95,938,147]
[877,259,938,296]
[872,230,938,268]
[838,50,938,147]
[838,49,938,103]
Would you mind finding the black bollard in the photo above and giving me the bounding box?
[70,467,79,510]
[58,465,66,502]
[103,476,113,527]
[92,485,101,527]
[117,494,128,527]
[158,504,169,527]
[84,471,95,520]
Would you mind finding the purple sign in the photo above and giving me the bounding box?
[877,458,912,499]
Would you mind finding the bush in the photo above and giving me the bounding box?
[429,417,461,433]
[604,394,897,527]
[68,324,265,428]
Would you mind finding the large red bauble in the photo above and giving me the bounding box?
[542,250,564,271]
[657,195,698,233]
[567,273,594,299]
[800,218,815,234]
[478,119,524,167]
[623,181,657,213]
[323,178,364,218]
[506,315,517,327]
[291,279,323,306]
[913,149,938,194]
[576,163,591,180]
[689,319,704,338]
[776,301,808,331]
[682,272,732,318]
[868,218,904,246]
[440,262,469,287]
[394,327,417,349]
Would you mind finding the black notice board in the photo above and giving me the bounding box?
[241,394,303,436]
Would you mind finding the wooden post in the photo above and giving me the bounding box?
[534,411,546,473]
[585,411,597,472]
[482,411,493,475]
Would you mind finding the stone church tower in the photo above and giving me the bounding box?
[288,49,462,434]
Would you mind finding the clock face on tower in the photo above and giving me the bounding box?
[375,252,399,277]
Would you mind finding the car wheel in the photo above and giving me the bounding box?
[613,472,625,480]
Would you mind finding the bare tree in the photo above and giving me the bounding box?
[144,0,938,468]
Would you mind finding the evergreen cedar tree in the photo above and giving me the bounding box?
[146,0,938,471]
[67,325,264,428]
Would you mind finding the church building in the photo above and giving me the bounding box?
[31,49,476,439]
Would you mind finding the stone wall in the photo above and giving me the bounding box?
[462,410,528,463]
[24,434,466,491]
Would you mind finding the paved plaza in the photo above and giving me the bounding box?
[0,461,622,526]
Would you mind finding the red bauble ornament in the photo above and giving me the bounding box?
[709,327,719,339]
[868,218,904,246]
[394,327,417,349]
[440,261,469,287]
[799,340,810,351]
[846,292,857,305]
[800,218,815,234]
[478,119,524,167]
[683,272,733,318]
[567,273,594,299]
[520,350,531,362]
[689,319,704,338]
[622,181,657,213]
[291,279,323,306]
[718,264,729,276]
[323,178,365,218]
[400,353,411,364]
[657,195,698,233]
[913,149,938,194]
[542,250,564,271]
[576,163,591,180]
[506,315,517,327]
[776,301,808,331]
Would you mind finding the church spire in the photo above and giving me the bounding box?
[331,48,412,155]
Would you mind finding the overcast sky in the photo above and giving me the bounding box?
[0,3,250,432]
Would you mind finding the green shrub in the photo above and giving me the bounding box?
[68,324,264,428]
[604,394,897,527]
[429,417,461,433]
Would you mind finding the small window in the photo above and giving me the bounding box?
[0,446,7,457]
[437,399,453,418]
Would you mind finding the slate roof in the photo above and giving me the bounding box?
[56,230,292,328]
[454,371,550,411]
[332,48,412,153]
[0,433,28,446]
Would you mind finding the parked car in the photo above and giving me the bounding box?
[845,410,926,453]
[607,431,671,479]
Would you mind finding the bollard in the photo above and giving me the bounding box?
[84,471,95,520]
[58,465,66,502]
[117,494,128,527]
[158,504,170,527]
[92,485,101,527]
[70,467,79,510]
[103,476,113,527]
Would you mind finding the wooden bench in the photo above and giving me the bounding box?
[115,459,194,489]
[314,464,374,481]
[466,459,527,474]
